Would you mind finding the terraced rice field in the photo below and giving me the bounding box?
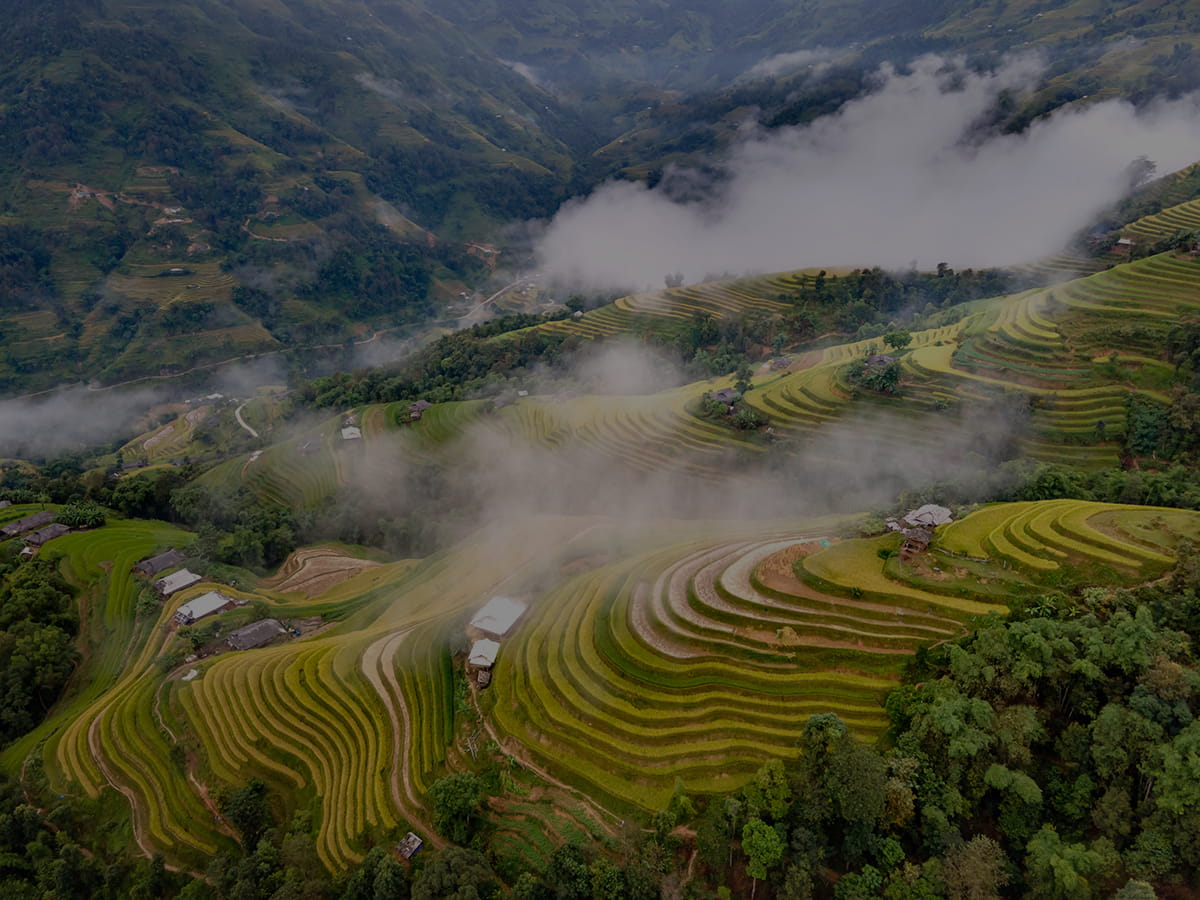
[489,523,998,811]
[1121,196,1200,244]
[937,499,1195,580]
[105,262,236,306]
[532,268,828,340]
[13,501,1197,872]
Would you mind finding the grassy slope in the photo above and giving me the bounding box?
[10,501,1198,871]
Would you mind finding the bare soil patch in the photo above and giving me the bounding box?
[262,546,383,599]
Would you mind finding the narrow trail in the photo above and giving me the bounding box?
[87,707,161,864]
[234,401,259,438]
[360,627,447,849]
[457,276,526,326]
[471,691,623,839]
[153,676,238,840]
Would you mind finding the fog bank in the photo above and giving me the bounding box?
[537,54,1200,290]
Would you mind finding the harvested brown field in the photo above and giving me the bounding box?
[262,546,383,598]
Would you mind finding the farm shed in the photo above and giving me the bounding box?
[26,523,69,547]
[900,528,933,563]
[156,568,202,597]
[133,548,187,576]
[409,400,433,421]
[1,511,55,539]
[710,387,740,406]
[468,639,500,687]
[396,832,423,860]
[469,596,527,639]
[174,590,235,626]
[340,426,362,441]
[227,618,286,651]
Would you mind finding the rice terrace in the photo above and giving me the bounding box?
[11,3,1200,895]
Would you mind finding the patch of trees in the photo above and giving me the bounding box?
[0,225,56,310]
[782,266,1013,333]
[171,483,307,571]
[847,357,902,394]
[0,559,78,746]
[302,313,576,409]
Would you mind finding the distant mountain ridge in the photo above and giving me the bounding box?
[3,0,1200,394]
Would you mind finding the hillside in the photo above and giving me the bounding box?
[5,0,1200,394]
[4,497,1195,875]
[0,0,591,393]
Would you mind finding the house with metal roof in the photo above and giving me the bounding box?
[469,596,527,639]
[155,568,203,597]
[174,590,235,626]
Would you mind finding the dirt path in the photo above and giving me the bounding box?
[360,627,447,848]
[457,275,527,326]
[470,692,623,839]
[87,704,163,864]
[234,401,259,438]
[152,676,238,841]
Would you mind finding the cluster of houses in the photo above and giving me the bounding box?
[134,548,288,652]
[465,595,527,688]
[886,504,954,564]
[1,510,73,558]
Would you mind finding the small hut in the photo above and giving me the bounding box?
[899,528,932,563]
[397,832,423,860]
[467,639,500,687]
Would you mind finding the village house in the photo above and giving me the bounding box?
[133,548,187,577]
[174,590,236,626]
[469,595,527,640]
[891,503,954,563]
[904,504,953,528]
[396,832,423,860]
[899,527,933,563]
[226,619,286,651]
[1113,236,1135,255]
[25,523,70,547]
[709,387,740,408]
[340,425,362,441]
[1,511,55,539]
[155,568,203,598]
[409,400,433,422]
[467,638,500,687]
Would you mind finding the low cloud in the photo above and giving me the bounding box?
[0,358,290,459]
[536,54,1200,290]
[741,47,842,81]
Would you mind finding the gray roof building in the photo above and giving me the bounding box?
[156,568,203,597]
[174,590,235,626]
[26,524,70,547]
[1,511,55,539]
[469,596,527,639]
[134,548,187,577]
[227,619,286,651]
